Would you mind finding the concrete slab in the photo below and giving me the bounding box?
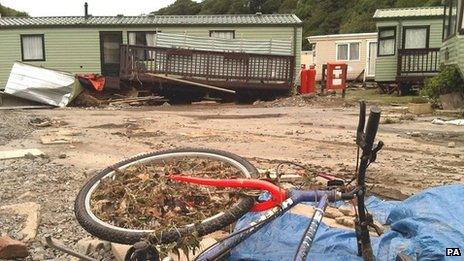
[0,149,44,160]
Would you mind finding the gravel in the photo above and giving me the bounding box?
[0,111,35,146]
[0,112,115,260]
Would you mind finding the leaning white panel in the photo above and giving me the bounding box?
[4,62,82,107]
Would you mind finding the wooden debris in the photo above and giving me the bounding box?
[108,96,167,106]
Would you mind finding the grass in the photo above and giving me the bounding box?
[345,89,417,105]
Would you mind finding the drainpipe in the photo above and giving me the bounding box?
[84,2,89,19]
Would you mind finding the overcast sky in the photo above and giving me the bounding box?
[0,0,198,16]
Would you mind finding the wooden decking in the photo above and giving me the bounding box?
[396,48,440,83]
[119,44,295,91]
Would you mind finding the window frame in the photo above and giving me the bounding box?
[126,31,159,46]
[443,0,458,40]
[20,34,46,62]
[335,41,360,61]
[459,0,464,34]
[209,30,236,39]
[377,26,397,57]
[402,25,430,50]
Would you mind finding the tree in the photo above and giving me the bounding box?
[153,0,202,15]
[0,4,29,17]
[261,0,282,14]
[200,0,232,14]
[279,0,298,13]
[150,0,444,50]
[228,0,251,14]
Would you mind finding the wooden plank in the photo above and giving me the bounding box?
[146,73,236,94]
[0,149,44,160]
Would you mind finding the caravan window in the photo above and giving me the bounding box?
[209,30,235,39]
[127,31,157,46]
[336,42,359,61]
[443,0,458,40]
[21,34,45,61]
[403,27,429,49]
[378,27,396,56]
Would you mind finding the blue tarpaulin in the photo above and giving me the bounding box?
[230,185,464,260]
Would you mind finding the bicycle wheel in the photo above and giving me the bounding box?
[74,148,258,245]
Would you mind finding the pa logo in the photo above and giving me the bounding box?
[446,248,462,256]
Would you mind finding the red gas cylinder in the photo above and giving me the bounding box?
[300,64,309,94]
[308,65,316,93]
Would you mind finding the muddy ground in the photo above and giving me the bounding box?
[0,97,463,260]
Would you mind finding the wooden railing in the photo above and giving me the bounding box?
[120,45,295,89]
[397,48,440,76]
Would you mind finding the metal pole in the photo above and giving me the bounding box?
[294,194,329,261]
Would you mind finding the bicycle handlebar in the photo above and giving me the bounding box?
[363,106,381,155]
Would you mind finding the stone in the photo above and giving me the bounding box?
[335,216,355,227]
[111,243,131,261]
[408,103,433,115]
[410,132,422,137]
[325,207,344,219]
[338,205,356,217]
[448,142,456,148]
[0,236,29,259]
[77,237,109,255]
[284,131,294,135]
[58,153,67,159]
[0,202,40,241]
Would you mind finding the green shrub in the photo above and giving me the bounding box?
[422,65,464,99]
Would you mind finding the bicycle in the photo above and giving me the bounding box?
[74,101,383,261]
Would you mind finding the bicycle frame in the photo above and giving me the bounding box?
[170,101,382,261]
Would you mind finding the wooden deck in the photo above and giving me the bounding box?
[119,44,295,91]
[396,48,440,83]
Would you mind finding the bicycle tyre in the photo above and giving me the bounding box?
[74,148,258,245]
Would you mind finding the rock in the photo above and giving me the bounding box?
[410,131,421,137]
[0,202,40,241]
[0,236,29,259]
[296,130,305,134]
[335,216,355,227]
[284,131,294,135]
[77,237,109,255]
[325,207,344,219]
[338,205,356,217]
[58,153,67,159]
[161,102,171,107]
[111,243,131,261]
[448,142,456,148]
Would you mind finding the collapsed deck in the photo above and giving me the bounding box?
[119,45,295,91]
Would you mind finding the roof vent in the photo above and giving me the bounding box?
[84,2,89,19]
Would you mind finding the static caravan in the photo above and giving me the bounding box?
[307,33,378,81]
[0,13,302,90]
[441,0,464,75]
[373,7,444,91]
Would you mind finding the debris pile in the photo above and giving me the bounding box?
[254,94,354,108]
[91,157,246,231]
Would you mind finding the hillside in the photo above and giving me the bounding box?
[153,0,442,48]
[0,3,28,17]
